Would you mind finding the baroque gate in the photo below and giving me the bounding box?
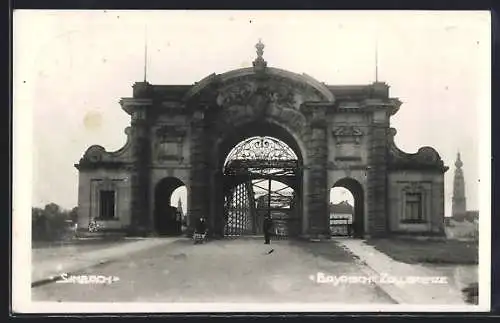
[75,41,448,239]
[223,136,300,238]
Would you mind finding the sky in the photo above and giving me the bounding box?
[14,10,490,217]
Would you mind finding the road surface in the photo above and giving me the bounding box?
[32,238,396,304]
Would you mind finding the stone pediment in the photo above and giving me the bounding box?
[75,127,132,169]
[387,128,448,172]
[184,67,335,108]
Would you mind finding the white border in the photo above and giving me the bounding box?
[476,15,492,311]
[15,302,491,313]
[12,11,33,312]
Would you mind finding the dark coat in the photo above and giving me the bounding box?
[263,218,273,234]
[195,218,207,233]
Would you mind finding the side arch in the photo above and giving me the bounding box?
[154,177,185,236]
[332,177,365,238]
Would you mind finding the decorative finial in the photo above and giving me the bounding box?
[256,39,264,57]
[253,39,267,70]
[455,151,463,168]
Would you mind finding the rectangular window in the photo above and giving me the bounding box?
[99,190,115,220]
[402,192,424,223]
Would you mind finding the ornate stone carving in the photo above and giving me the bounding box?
[216,80,300,111]
[332,126,363,145]
[85,146,105,162]
[217,92,307,137]
[216,82,256,107]
[155,125,187,162]
[261,83,297,108]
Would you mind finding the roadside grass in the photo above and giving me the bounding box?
[365,238,478,265]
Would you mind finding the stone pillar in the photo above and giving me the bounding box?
[366,111,389,237]
[212,169,225,238]
[432,176,446,235]
[129,105,152,236]
[305,106,329,239]
[188,110,209,233]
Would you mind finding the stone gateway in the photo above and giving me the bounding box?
[75,41,448,239]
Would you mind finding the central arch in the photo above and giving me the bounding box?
[154,177,185,236]
[187,66,331,239]
[210,120,306,238]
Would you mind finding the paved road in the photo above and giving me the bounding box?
[32,239,138,264]
[32,238,396,304]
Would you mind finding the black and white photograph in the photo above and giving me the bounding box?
[12,10,491,313]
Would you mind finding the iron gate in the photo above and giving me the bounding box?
[222,137,300,239]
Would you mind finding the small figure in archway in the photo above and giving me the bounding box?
[195,217,207,234]
[194,216,208,244]
[263,216,273,245]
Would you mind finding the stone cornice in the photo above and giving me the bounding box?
[360,98,402,116]
[74,161,131,171]
[120,98,153,115]
[388,165,450,173]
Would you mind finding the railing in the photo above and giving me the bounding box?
[330,218,352,237]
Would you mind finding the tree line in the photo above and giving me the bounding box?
[32,203,78,241]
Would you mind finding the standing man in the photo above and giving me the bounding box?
[195,216,207,235]
[263,216,273,244]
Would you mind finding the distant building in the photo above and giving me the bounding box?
[329,201,353,236]
[452,152,467,218]
[465,210,479,223]
[447,152,478,240]
[451,152,479,223]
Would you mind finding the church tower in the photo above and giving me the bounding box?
[452,152,466,218]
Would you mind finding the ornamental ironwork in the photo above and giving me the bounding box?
[224,136,297,166]
[223,136,300,239]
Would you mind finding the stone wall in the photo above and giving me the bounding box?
[188,111,210,231]
[77,169,132,230]
[388,170,445,235]
[327,112,370,165]
[303,106,329,238]
[129,105,152,234]
[366,110,389,237]
[76,72,447,240]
